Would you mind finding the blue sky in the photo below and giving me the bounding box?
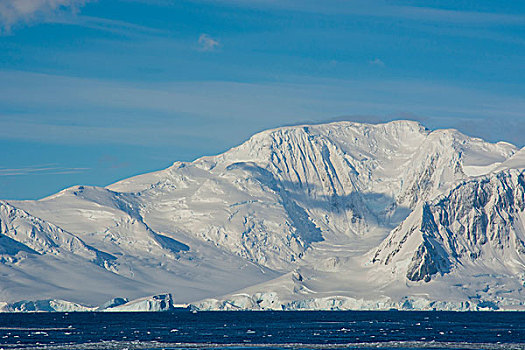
[1,0,524,199]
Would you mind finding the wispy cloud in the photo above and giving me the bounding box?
[197,33,220,52]
[189,0,525,26]
[393,5,525,25]
[1,70,525,147]
[0,165,90,176]
[0,0,91,32]
[59,15,166,37]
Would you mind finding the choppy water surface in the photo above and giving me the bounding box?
[0,311,524,349]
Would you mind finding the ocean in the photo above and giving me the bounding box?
[0,310,524,349]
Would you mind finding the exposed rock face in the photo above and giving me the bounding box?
[373,170,525,282]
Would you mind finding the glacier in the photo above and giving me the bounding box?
[1,120,524,311]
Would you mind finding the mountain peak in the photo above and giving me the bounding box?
[3,120,525,310]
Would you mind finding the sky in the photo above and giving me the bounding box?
[1,0,524,200]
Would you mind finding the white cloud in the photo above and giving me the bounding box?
[0,165,89,176]
[197,33,220,51]
[0,0,90,32]
[369,58,385,67]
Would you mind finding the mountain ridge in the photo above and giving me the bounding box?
[2,120,525,310]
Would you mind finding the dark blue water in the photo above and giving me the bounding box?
[0,311,524,349]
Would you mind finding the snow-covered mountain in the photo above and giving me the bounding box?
[2,120,525,311]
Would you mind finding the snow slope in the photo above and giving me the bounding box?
[2,120,525,310]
